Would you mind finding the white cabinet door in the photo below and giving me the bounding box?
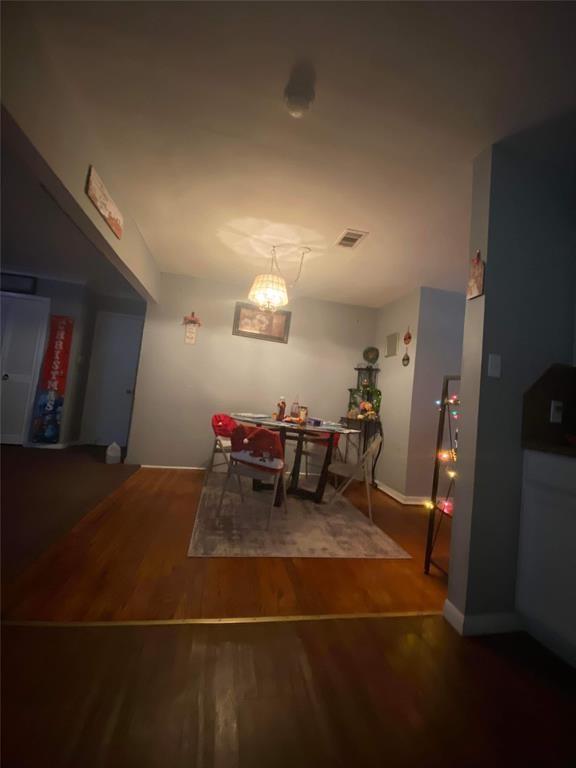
[1,293,50,444]
[81,311,144,447]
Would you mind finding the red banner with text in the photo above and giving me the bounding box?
[30,315,74,444]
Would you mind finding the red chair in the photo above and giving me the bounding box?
[207,413,238,472]
[217,425,288,528]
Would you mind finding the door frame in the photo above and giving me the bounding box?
[1,292,50,445]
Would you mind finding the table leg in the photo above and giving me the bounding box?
[314,432,335,503]
[289,432,305,492]
[273,427,287,507]
[371,421,383,487]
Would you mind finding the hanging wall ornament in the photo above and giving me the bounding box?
[401,326,411,366]
[182,312,202,345]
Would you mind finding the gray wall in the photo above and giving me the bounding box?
[127,274,376,467]
[374,290,420,496]
[374,287,465,499]
[447,147,493,614]
[448,113,576,621]
[406,287,465,498]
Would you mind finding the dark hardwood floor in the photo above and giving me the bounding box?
[2,468,449,622]
[3,616,575,767]
[1,444,138,581]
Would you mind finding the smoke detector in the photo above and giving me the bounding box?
[336,229,368,248]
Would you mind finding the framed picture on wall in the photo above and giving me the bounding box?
[232,302,291,344]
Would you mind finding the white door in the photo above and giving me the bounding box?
[81,311,144,447]
[1,293,50,444]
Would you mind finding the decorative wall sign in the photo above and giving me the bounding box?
[467,249,485,300]
[403,328,412,346]
[86,166,124,239]
[182,312,202,345]
[232,302,291,344]
[30,315,74,444]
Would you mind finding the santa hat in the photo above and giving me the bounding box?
[231,425,284,459]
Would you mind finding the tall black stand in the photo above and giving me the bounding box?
[424,375,460,575]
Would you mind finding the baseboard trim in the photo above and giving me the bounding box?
[375,481,427,506]
[22,442,71,450]
[140,465,206,470]
[443,599,523,636]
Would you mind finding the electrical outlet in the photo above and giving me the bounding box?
[550,400,563,424]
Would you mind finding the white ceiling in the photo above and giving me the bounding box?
[26,1,576,307]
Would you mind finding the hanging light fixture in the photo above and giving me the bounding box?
[248,245,309,311]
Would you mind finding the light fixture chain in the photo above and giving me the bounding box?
[271,244,310,287]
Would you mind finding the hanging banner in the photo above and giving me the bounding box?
[30,315,74,444]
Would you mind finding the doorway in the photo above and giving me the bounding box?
[81,311,144,447]
[0,293,49,444]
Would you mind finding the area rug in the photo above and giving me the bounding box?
[188,472,411,559]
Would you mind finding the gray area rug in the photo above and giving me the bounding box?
[188,472,411,559]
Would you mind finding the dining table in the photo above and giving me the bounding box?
[231,413,360,506]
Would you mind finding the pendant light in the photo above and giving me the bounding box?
[248,245,309,311]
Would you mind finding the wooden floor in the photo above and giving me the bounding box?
[3,616,575,767]
[2,468,449,622]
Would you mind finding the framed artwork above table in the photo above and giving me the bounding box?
[232,303,291,344]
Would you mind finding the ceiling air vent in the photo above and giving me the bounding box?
[336,229,368,248]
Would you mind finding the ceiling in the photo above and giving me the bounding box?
[21,1,576,307]
[1,140,142,300]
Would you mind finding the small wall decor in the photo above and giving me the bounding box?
[232,302,291,344]
[86,166,124,239]
[401,327,412,366]
[467,249,485,300]
[362,346,380,365]
[182,312,202,345]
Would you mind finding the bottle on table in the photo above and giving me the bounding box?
[290,396,300,418]
[277,397,286,421]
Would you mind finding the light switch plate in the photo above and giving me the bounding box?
[487,353,502,379]
[550,400,563,424]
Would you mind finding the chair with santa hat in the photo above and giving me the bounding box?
[208,413,238,472]
[217,424,288,528]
